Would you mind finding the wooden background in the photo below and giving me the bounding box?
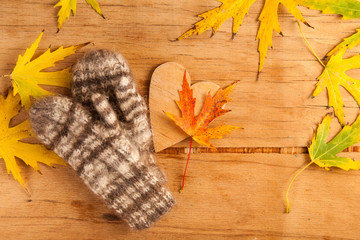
[1,0,360,239]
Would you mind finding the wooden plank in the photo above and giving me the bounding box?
[2,153,360,239]
[1,2,360,239]
[0,1,359,148]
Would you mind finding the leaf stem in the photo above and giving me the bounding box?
[0,74,10,78]
[286,161,313,213]
[180,136,193,193]
[297,21,326,68]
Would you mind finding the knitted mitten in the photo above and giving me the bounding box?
[29,96,174,230]
[71,49,165,183]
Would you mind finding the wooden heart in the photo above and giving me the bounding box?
[149,62,220,152]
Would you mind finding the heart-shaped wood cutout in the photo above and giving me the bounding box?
[149,62,220,152]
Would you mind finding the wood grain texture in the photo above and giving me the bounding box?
[1,0,359,148]
[2,153,360,239]
[1,1,360,239]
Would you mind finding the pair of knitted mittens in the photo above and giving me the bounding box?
[29,50,174,230]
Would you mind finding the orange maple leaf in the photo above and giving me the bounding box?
[165,72,240,149]
[165,72,240,192]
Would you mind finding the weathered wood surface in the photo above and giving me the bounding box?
[1,0,360,239]
[2,153,360,239]
[1,0,359,147]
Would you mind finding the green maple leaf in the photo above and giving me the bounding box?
[309,115,360,170]
[298,0,360,20]
[286,114,360,212]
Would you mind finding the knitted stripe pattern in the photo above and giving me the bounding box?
[71,49,165,183]
[29,96,174,230]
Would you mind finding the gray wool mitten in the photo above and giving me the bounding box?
[71,49,165,184]
[29,96,174,230]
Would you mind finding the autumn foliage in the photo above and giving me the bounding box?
[1,32,85,188]
[0,91,65,189]
[55,0,104,31]
[177,0,360,72]
[10,31,87,110]
[165,72,240,191]
[165,72,240,149]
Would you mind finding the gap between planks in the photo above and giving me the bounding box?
[159,146,360,154]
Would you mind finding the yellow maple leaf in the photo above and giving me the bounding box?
[177,0,309,72]
[0,91,66,189]
[326,29,360,57]
[312,48,360,125]
[297,22,360,126]
[55,0,105,31]
[256,0,309,72]
[177,0,256,40]
[9,31,87,110]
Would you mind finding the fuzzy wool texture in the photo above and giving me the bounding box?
[29,49,175,230]
[29,96,174,230]
[72,49,166,183]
